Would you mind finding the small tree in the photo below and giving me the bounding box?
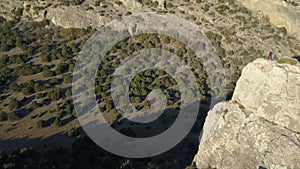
[67,127,78,137]
[8,99,20,111]
[49,78,59,85]
[94,0,101,6]
[36,120,47,128]
[9,82,20,92]
[29,101,40,110]
[61,44,68,58]
[42,69,54,77]
[53,117,62,127]
[65,89,72,98]
[8,111,20,121]
[35,93,43,99]
[3,162,15,169]
[21,86,34,95]
[50,88,61,101]
[0,112,8,122]
[63,74,72,84]
[41,53,50,62]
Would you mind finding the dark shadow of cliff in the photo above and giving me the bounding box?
[0,132,77,153]
[108,101,210,168]
[0,100,211,169]
[292,56,300,62]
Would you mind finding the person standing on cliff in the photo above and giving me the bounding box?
[268,50,273,60]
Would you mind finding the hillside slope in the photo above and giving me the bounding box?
[241,0,300,40]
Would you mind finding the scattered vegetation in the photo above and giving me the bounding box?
[0,0,299,168]
[284,0,299,6]
[185,166,197,169]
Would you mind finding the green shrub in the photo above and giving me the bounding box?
[55,63,68,75]
[277,58,298,65]
[115,1,123,5]
[237,6,251,15]
[94,0,102,6]
[284,0,299,6]
[35,93,44,99]
[185,166,197,169]
[34,83,42,92]
[203,4,210,12]
[0,112,8,122]
[278,27,287,35]
[3,162,15,169]
[29,101,40,110]
[49,78,59,85]
[41,54,50,62]
[8,99,20,110]
[0,55,9,65]
[67,127,79,137]
[36,120,47,128]
[70,0,84,5]
[216,5,229,15]
[53,117,62,127]
[9,82,21,92]
[49,88,61,101]
[63,74,72,84]
[65,89,72,98]
[8,111,20,121]
[17,65,36,76]
[42,69,54,77]
[21,86,34,95]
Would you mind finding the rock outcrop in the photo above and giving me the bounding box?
[0,0,143,29]
[242,0,300,40]
[44,6,109,28]
[194,58,300,169]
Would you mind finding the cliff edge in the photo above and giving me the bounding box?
[194,58,300,169]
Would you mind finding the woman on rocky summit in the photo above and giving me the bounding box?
[268,50,273,60]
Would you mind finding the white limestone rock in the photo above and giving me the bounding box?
[194,58,300,169]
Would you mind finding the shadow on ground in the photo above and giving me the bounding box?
[0,101,211,168]
[292,56,300,62]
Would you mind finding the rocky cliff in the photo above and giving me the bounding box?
[241,0,300,40]
[194,58,300,169]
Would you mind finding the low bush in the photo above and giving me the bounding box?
[53,117,62,127]
[185,166,197,169]
[67,127,79,137]
[0,112,8,122]
[36,120,47,128]
[8,111,20,121]
[8,99,20,110]
[277,58,298,65]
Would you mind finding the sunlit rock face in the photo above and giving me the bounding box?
[45,6,108,28]
[0,0,143,29]
[242,0,300,40]
[194,58,300,169]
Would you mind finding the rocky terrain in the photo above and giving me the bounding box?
[194,58,300,169]
[0,0,299,168]
[241,0,300,40]
[1,0,300,94]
